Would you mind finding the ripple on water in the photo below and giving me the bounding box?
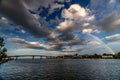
[0,59,120,80]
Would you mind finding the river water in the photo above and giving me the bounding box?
[0,59,120,80]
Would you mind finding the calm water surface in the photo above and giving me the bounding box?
[0,59,120,80]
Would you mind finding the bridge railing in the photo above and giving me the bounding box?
[8,55,52,60]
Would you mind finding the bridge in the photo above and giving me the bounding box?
[8,55,53,60]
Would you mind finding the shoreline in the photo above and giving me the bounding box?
[0,58,8,64]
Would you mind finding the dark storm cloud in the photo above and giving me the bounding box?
[3,1,90,52]
[46,31,88,51]
[68,39,87,46]
[59,33,75,41]
[8,38,47,49]
[90,0,120,33]
[8,37,67,51]
[23,0,55,9]
[96,12,120,32]
[50,44,65,51]
[0,0,50,38]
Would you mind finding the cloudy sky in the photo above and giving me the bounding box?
[0,0,120,56]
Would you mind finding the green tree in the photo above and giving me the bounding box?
[103,53,107,56]
[0,37,7,61]
[116,52,120,58]
[113,52,120,59]
[94,53,98,56]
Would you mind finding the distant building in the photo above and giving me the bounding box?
[64,55,73,59]
[81,54,102,59]
[73,53,82,59]
[102,54,113,59]
[81,55,92,58]
[55,56,64,59]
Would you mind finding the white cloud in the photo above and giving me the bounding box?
[49,3,65,14]
[82,23,90,27]
[68,4,88,17]
[62,4,88,19]
[87,41,101,45]
[86,15,95,21]
[109,0,116,5]
[105,34,120,41]
[21,29,26,33]
[8,38,25,43]
[0,17,9,24]
[49,32,58,39]
[82,29,93,34]
[57,4,95,32]
[57,20,73,31]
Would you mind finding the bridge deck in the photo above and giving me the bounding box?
[8,55,49,57]
[7,55,53,60]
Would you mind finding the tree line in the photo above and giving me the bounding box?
[0,37,7,61]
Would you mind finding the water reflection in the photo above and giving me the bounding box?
[0,59,120,80]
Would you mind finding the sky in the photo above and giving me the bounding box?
[0,0,120,56]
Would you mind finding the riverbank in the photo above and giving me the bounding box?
[0,58,8,64]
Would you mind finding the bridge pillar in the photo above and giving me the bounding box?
[63,56,64,59]
[40,56,42,59]
[16,56,18,60]
[32,56,34,60]
[8,57,11,60]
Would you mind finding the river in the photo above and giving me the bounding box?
[0,59,120,80]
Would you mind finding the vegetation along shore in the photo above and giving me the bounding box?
[0,37,7,64]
